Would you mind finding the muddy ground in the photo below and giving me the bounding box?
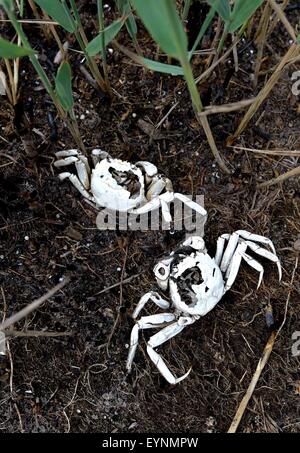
[0,1,300,433]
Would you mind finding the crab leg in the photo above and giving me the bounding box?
[132,190,173,224]
[244,241,282,280]
[173,193,207,217]
[58,172,93,201]
[220,232,240,272]
[91,149,109,166]
[160,199,172,224]
[75,157,90,189]
[135,161,158,178]
[146,178,166,199]
[235,230,277,255]
[54,150,80,167]
[224,242,247,291]
[55,149,79,157]
[131,197,173,224]
[126,313,176,372]
[132,292,170,319]
[215,234,230,266]
[241,252,264,289]
[131,197,161,216]
[54,156,79,166]
[147,318,194,384]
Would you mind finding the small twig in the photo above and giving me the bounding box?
[94,272,142,296]
[268,0,297,42]
[79,64,98,91]
[1,286,7,323]
[0,278,70,331]
[230,145,300,157]
[257,165,300,189]
[6,341,24,432]
[156,102,179,129]
[62,376,81,433]
[232,34,239,73]
[5,330,72,338]
[198,98,255,117]
[228,331,276,433]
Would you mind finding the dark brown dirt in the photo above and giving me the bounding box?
[0,1,300,433]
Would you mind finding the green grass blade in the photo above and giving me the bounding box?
[132,0,187,60]
[207,0,230,22]
[86,18,125,56]
[55,61,74,112]
[33,0,76,33]
[182,0,192,21]
[0,0,14,9]
[113,41,184,75]
[117,0,137,41]
[228,0,264,32]
[0,37,35,58]
[142,58,184,75]
[125,11,138,41]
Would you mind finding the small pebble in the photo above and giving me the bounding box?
[132,112,137,118]
[117,267,122,272]
[24,236,29,241]
[80,114,85,120]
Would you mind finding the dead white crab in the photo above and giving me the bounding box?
[54,149,206,223]
[127,231,282,384]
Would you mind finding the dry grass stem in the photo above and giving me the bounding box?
[257,166,300,188]
[268,0,297,41]
[230,44,300,143]
[199,98,256,117]
[0,278,70,331]
[228,331,276,433]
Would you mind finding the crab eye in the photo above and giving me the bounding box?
[154,263,170,281]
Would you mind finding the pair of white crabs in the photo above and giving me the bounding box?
[55,148,282,385]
